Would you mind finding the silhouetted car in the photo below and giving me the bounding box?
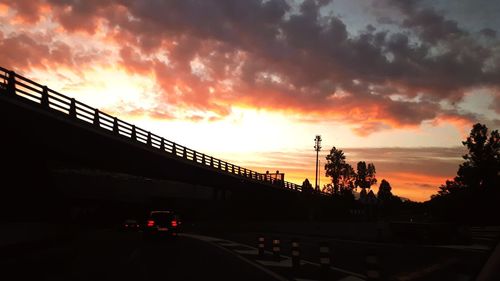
[144,211,181,238]
[122,219,140,231]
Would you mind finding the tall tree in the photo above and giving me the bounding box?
[377,179,393,203]
[356,161,377,191]
[458,123,499,190]
[324,147,347,195]
[436,123,500,196]
[430,123,500,223]
[339,163,356,193]
[324,147,357,196]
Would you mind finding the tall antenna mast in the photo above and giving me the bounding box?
[314,135,322,192]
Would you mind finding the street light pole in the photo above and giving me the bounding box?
[314,135,322,192]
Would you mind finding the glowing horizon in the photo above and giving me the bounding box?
[1,0,498,202]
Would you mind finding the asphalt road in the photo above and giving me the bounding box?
[208,231,490,281]
[2,226,496,281]
[2,228,279,281]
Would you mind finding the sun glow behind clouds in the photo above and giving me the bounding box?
[30,66,159,114]
[134,107,301,154]
[17,65,470,202]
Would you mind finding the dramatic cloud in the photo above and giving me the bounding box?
[1,0,499,134]
[1,0,498,200]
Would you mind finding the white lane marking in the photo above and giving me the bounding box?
[181,233,289,281]
[234,249,259,255]
[218,241,243,247]
[436,244,490,251]
[337,276,364,281]
[183,233,365,279]
[395,257,458,281]
[301,259,365,279]
[182,233,224,242]
[473,237,497,241]
[256,259,292,267]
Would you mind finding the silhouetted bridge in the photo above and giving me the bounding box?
[0,66,325,220]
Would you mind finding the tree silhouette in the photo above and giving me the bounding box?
[434,179,464,197]
[429,123,500,223]
[434,123,499,196]
[377,179,393,204]
[324,147,356,196]
[458,123,499,190]
[355,161,377,191]
[339,163,356,195]
[302,178,313,194]
[324,147,346,195]
[322,183,334,194]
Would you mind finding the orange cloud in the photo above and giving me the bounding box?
[0,0,498,134]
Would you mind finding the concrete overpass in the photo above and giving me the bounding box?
[0,66,326,221]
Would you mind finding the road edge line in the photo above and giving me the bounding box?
[181,233,289,281]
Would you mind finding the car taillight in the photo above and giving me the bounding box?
[171,220,177,227]
[147,220,155,227]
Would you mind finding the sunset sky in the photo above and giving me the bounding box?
[1,0,499,201]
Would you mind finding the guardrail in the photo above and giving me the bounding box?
[0,66,305,192]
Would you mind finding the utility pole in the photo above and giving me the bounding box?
[314,135,322,192]
[319,159,321,192]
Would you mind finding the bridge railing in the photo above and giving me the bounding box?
[0,66,307,193]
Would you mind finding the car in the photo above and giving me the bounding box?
[122,219,140,231]
[144,210,182,238]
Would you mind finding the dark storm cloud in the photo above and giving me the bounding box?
[1,0,499,132]
[400,6,465,43]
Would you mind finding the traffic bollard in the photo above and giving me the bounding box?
[319,242,331,278]
[258,236,265,258]
[291,238,300,269]
[272,238,281,260]
[365,251,381,281]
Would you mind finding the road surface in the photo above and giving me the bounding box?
[2,228,279,281]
